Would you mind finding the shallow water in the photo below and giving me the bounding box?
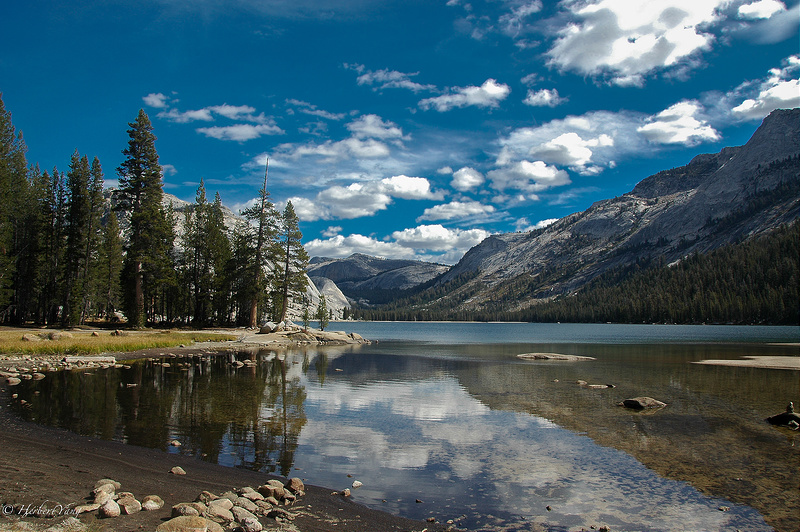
[12,323,800,531]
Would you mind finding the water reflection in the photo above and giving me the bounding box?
[12,338,799,531]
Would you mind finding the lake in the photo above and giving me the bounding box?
[12,323,800,531]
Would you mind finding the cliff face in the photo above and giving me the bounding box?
[434,108,800,312]
[308,253,449,305]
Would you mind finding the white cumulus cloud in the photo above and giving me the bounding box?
[143,92,169,108]
[417,200,496,222]
[731,55,800,120]
[289,175,439,221]
[529,132,614,167]
[546,0,728,85]
[737,0,786,19]
[347,114,408,140]
[197,123,284,142]
[419,79,511,112]
[391,224,491,252]
[451,167,485,191]
[637,101,720,145]
[488,160,571,193]
[523,88,566,107]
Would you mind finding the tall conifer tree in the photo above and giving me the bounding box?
[116,109,168,328]
[274,201,308,323]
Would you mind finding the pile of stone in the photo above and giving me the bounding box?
[158,478,306,532]
[74,478,165,517]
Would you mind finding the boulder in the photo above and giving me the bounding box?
[231,506,259,523]
[94,478,122,491]
[118,495,142,515]
[47,331,73,341]
[99,499,121,518]
[258,322,279,334]
[142,495,165,511]
[6,377,21,386]
[93,490,114,505]
[170,466,187,475]
[235,497,259,513]
[238,487,264,501]
[286,477,305,495]
[619,397,667,410]
[155,516,224,532]
[766,402,800,428]
[196,491,218,505]
[239,516,263,532]
[172,502,206,517]
[21,334,41,342]
[204,503,234,523]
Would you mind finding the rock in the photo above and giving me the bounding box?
[258,322,278,334]
[94,479,122,491]
[21,334,41,342]
[42,516,87,532]
[6,377,21,386]
[155,516,224,532]
[99,499,121,518]
[207,497,233,512]
[32,372,46,380]
[47,331,73,340]
[341,488,351,497]
[170,439,182,447]
[170,466,187,475]
[238,487,264,501]
[235,497,259,513]
[204,501,234,523]
[73,503,100,515]
[93,490,114,505]
[263,496,280,507]
[64,356,116,364]
[258,484,285,500]
[766,402,800,428]
[118,495,142,515]
[111,329,126,337]
[286,477,305,495]
[196,491,218,504]
[142,495,165,511]
[91,331,100,337]
[232,506,259,523]
[239,516,263,532]
[220,491,240,503]
[618,397,667,410]
[172,502,206,517]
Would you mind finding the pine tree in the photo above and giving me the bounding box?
[98,209,122,320]
[274,201,309,323]
[240,164,278,328]
[62,151,92,326]
[0,94,29,323]
[116,109,169,328]
[315,296,329,331]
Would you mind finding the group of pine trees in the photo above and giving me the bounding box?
[0,95,311,328]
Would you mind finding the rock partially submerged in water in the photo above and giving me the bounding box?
[619,397,667,410]
[766,402,800,429]
[517,353,596,361]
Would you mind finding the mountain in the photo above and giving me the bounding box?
[393,108,800,316]
[308,253,450,305]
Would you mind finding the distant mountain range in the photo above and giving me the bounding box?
[315,108,799,317]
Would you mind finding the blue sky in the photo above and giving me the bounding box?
[2,0,798,264]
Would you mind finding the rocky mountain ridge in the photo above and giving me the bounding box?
[427,108,799,314]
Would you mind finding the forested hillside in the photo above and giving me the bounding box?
[0,95,310,328]
[353,222,799,324]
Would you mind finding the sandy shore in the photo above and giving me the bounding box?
[692,354,800,370]
[0,328,449,532]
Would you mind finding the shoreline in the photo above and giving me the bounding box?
[0,328,450,532]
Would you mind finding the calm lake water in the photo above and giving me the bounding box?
[13,323,800,532]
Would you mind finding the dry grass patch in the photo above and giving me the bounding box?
[0,329,238,356]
